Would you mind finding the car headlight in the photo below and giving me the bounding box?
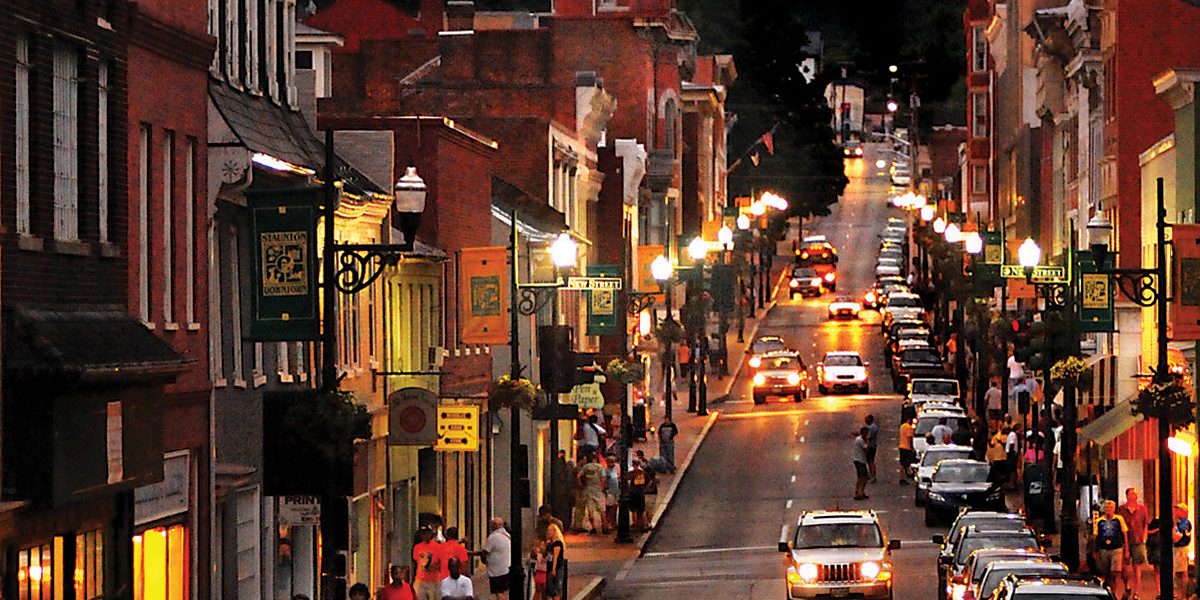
[951,583,967,600]
[749,356,761,368]
[811,278,823,287]
[928,492,946,502]
[787,373,801,385]
[824,272,836,282]
[789,279,799,288]
[860,560,881,580]
[753,373,766,386]
[797,562,819,582]
[865,291,876,303]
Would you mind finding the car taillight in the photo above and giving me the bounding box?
[855,147,864,156]
[865,291,876,303]
[824,272,836,282]
[800,252,809,260]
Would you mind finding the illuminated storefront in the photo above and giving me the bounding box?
[132,451,193,600]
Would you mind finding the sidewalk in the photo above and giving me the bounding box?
[557,258,790,599]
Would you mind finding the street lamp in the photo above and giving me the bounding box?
[887,98,899,113]
[911,194,928,210]
[549,232,578,271]
[1086,205,1115,267]
[920,205,935,223]
[750,201,766,217]
[964,231,984,255]
[944,223,963,244]
[1017,238,1041,281]
[651,255,673,282]
[737,214,751,231]
[933,217,947,234]
[717,226,734,249]
[394,165,428,251]
[688,236,708,261]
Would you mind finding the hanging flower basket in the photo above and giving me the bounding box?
[1050,356,1091,388]
[655,318,684,346]
[488,375,541,413]
[1132,377,1195,428]
[604,358,646,386]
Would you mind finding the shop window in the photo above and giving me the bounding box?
[75,529,104,600]
[16,540,58,600]
[133,524,188,600]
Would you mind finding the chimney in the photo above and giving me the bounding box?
[445,1,475,31]
[419,0,444,37]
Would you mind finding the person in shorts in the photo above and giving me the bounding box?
[1173,502,1193,594]
[898,419,916,484]
[865,415,880,483]
[852,427,870,500]
[1093,500,1129,597]
[1118,487,1151,594]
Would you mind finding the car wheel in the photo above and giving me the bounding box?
[793,393,803,402]
[924,509,936,527]
[915,489,924,507]
[862,384,870,394]
[753,394,765,405]
[818,385,827,395]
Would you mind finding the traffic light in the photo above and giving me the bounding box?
[572,352,606,386]
[1011,313,1034,364]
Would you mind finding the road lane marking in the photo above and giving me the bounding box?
[790,475,796,483]
[794,454,800,461]
[786,499,793,509]
[721,409,807,420]
[642,545,778,559]
[799,436,806,443]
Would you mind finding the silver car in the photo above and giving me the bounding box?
[779,510,900,599]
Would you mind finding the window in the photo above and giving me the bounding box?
[133,525,186,600]
[263,0,278,99]
[277,342,290,380]
[972,92,988,138]
[295,49,313,69]
[209,223,224,384]
[16,35,31,236]
[225,0,240,84]
[16,540,55,600]
[972,164,987,196]
[162,131,175,323]
[185,139,196,324]
[76,529,104,600]
[235,488,261,598]
[245,0,259,91]
[972,25,987,73]
[99,62,110,243]
[340,292,360,368]
[229,227,245,384]
[53,44,80,241]
[139,126,152,323]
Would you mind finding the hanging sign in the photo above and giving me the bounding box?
[586,265,621,336]
[460,247,510,344]
[1171,224,1200,340]
[248,187,321,340]
[636,245,665,300]
[1077,250,1115,333]
[435,404,480,452]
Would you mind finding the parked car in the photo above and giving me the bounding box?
[752,351,810,404]
[779,510,900,599]
[892,348,946,390]
[924,460,1007,525]
[989,576,1113,600]
[939,528,1041,600]
[913,411,972,455]
[966,558,1066,600]
[914,445,974,506]
[908,378,962,406]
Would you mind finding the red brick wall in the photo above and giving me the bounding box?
[305,0,439,52]
[1110,0,1200,267]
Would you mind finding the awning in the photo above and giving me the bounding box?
[4,306,192,382]
[1051,353,1113,406]
[1079,398,1144,446]
[491,176,566,242]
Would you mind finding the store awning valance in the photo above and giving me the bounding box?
[1079,398,1143,446]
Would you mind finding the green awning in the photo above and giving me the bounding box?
[1079,398,1143,446]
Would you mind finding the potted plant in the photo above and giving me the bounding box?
[488,375,542,413]
[1049,355,1091,389]
[604,358,647,386]
[654,317,683,347]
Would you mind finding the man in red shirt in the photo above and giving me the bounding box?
[412,528,443,600]
[379,564,415,600]
[439,527,471,581]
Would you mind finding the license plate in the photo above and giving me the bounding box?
[831,588,850,598]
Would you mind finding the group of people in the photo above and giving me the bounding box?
[1090,489,1193,599]
[852,415,881,499]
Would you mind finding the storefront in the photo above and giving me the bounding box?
[132,451,194,600]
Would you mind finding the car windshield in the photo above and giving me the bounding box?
[752,338,786,354]
[915,416,970,436]
[825,355,863,367]
[762,355,800,369]
[1011,592,1110,600]
[794,523,882,549]
[914,381,959,396]
[955,535,1038,565]
[888,296,922,308]
[921,448,972,467]
[793,268,817,279]
[980,566,1066,597]
[947,518,1027,546]
[933,464,990,482]
[834,296,855,304]
[902,349,941,364]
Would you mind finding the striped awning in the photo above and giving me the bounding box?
[1079,398,1143,446]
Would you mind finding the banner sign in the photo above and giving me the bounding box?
[1171,224,1200,340]
[586,265,620,336]
[248,188,321,341]
[636,245,665,299]
[435,404,480,452]
[1077,249,1115,333]
[460,247,509,344]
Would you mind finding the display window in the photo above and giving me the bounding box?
[132,524,188,600]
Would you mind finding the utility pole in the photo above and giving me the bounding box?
[508,213,526,600]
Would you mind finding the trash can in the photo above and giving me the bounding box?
[632,402,647,440]
[1023,462,1052,521]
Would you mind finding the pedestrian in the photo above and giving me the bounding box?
[575,456,606,534]
[439,527,470,581]
[987,429,1009,483]
[865,415,880,483]
[543,523,567,600]
[380,564,415,600]
[898,418,916,484]
[628,459,649,530]
[659,416,679,473]
[1173,502,1193,596]
[853,426,870,500]
[439,557,475,600]
[603,454,620,530]
[1092,500,1129,597]
[536,504,563,542]
[551,450,575,531]
[985,378,1003,430]
[930,417,953,446]
[348,583,371,600]
[412,527,443,600]
[530,539,549,600]
[476,517,511,599]
[578,414,604,458]
[1118,488,1151,597]
[1005,425,1019,489]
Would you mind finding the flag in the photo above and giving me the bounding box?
[460,247,509,344]
[750,151,760,167]
[762,130,775,155]
[1171,224,1200,340]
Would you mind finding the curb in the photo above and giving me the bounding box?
[711,265,788,405]
[611,410,721,583]
[570,576,606,600]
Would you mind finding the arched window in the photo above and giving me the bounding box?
[664,98,677,151]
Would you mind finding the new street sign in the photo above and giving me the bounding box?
[1000,264,1067,283]
[565,277,624,290]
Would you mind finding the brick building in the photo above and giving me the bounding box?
[1,2,195,599]
[964,0,994,222]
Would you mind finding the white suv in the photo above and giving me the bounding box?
[779,510,900,599]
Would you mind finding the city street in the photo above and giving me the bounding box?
[604,144,941,599]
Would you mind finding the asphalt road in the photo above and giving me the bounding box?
[604,144,943,600]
